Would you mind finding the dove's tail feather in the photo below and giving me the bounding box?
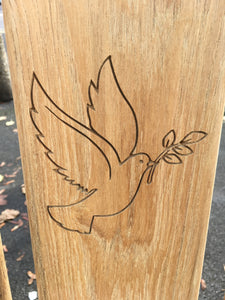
[47,195,96,234]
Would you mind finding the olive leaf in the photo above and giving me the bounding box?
[162,129,176,148]
[173,145,193,156]
[181,131,207,145]
[162,153,182,164]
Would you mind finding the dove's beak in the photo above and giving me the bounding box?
[147,160,155,167]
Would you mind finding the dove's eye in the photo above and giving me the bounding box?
[139,159,144,164]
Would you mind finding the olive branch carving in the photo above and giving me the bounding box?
[147,130,208,184]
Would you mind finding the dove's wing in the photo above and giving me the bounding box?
[30,73,111,194]
[87,56,138,163]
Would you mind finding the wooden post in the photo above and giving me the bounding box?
[3,1,225,299]
[0,235,12,300]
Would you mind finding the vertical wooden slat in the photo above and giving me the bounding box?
[3,1,225,299]
[0,235,12,300]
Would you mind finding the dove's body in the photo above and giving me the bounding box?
[48,153,151,233]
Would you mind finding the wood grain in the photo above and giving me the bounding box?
[3,1,225,299]
[0,235,12,300]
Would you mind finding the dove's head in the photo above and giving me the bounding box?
[132,153,157,185]
[132,153,152,174]
[135,153,150,166]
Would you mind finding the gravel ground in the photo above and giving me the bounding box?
[199,120,225,300]
[0,101,37,299]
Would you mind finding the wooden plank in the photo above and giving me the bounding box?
[0,234,12,300]
[3,1,225,299]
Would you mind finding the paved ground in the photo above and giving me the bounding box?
[0,99,224,299]
[0,101,37,299]
[199,119,225,300]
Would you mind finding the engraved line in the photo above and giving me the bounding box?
[47,188,97,209]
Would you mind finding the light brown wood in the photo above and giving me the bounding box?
[0,235,12,300]
[3,1,225,299]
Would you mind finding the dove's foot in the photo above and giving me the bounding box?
[47,204,94,234]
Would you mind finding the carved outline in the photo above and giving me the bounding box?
[30,56,208,234]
